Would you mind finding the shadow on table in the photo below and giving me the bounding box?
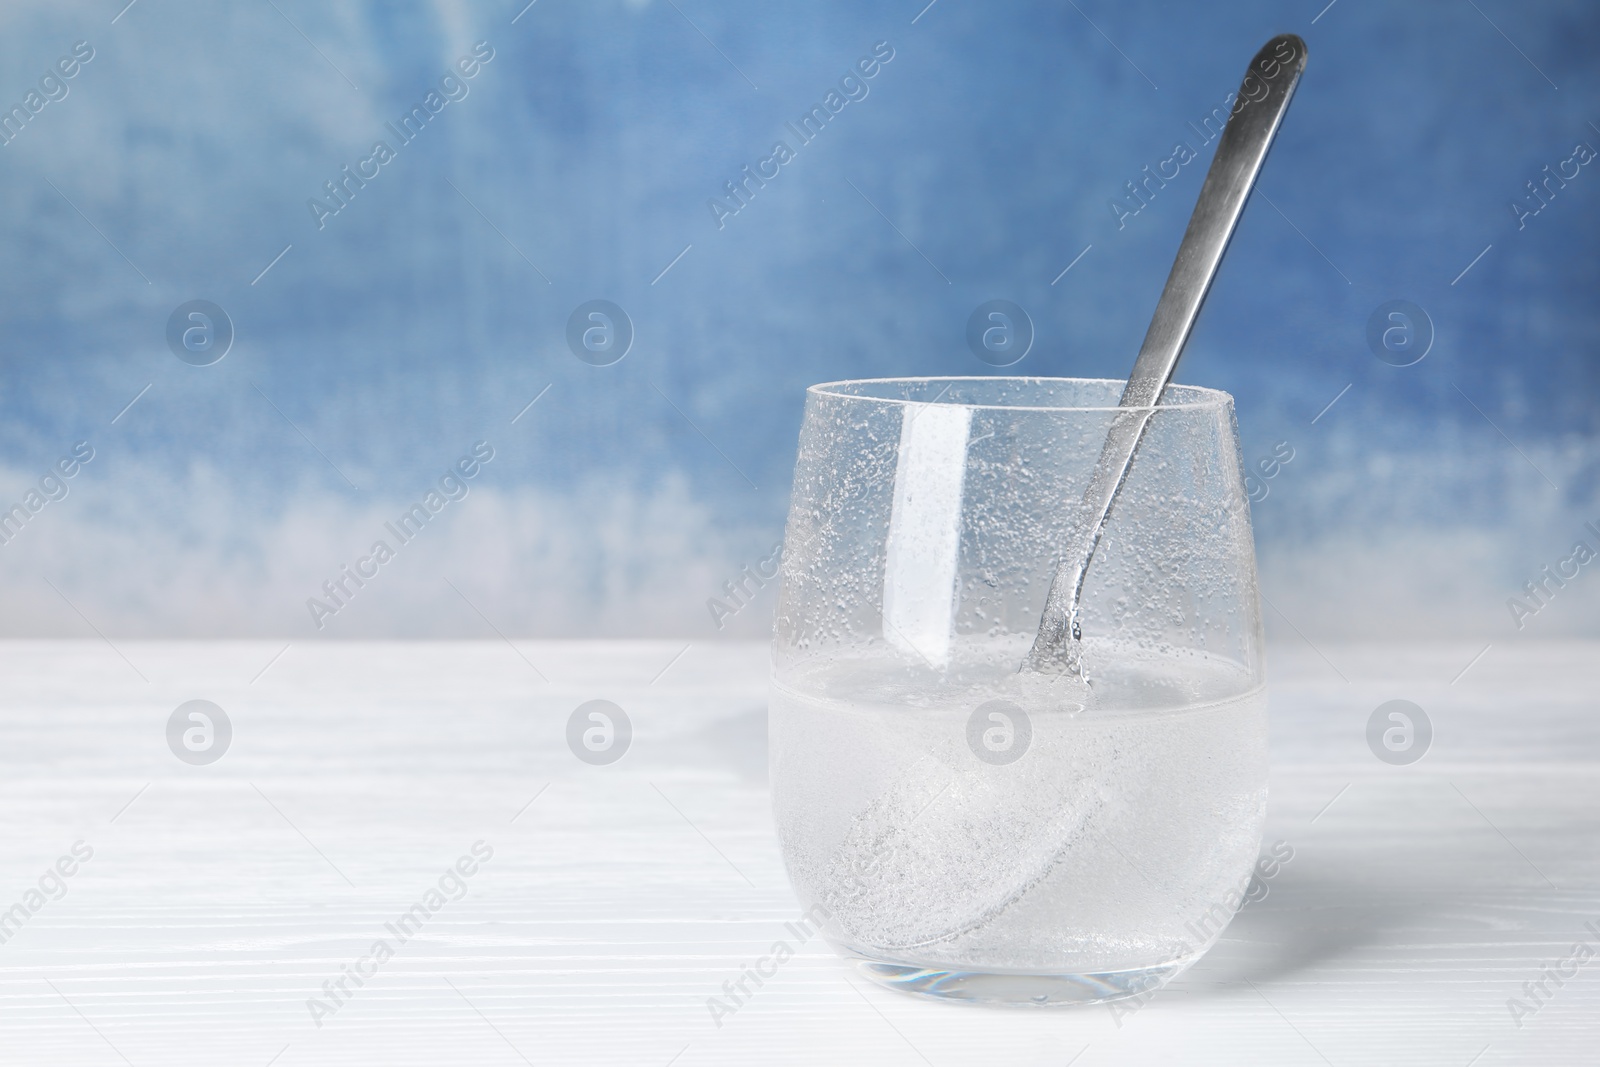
[1179,869,1441,991]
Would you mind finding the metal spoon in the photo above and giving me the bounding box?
[1023,33,1307,677]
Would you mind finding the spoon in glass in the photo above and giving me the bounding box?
[821,35,1314,957]
[1023,32,1308,679]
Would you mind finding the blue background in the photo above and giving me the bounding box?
[0,0,1595,641]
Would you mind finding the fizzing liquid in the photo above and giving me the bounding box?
[770,636,1267,980]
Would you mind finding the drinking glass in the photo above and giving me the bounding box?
[769,377,1267,1006]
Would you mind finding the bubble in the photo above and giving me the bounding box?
[166,700,232,765]
[566,699,632,765]
[1366,699,1431,765]
[566,300,633,367]
[166,300,234,366]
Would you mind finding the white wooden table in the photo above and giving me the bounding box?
[0,638,1595,1066]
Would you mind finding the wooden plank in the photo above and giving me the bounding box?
[0,639,1593,1065]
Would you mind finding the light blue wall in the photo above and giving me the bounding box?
[0,0,1594,639]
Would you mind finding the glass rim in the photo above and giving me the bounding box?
[806,376,1234,413]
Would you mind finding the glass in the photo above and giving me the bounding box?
[769,377,1267,1006]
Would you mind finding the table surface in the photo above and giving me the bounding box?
[0,638,1595,1066]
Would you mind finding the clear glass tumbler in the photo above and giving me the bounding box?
[769,377,1267,1006]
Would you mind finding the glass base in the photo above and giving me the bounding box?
[845,951,1195,1008]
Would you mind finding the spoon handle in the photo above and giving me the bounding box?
[1023,34,1307,676]
[1126,33,1307,398]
